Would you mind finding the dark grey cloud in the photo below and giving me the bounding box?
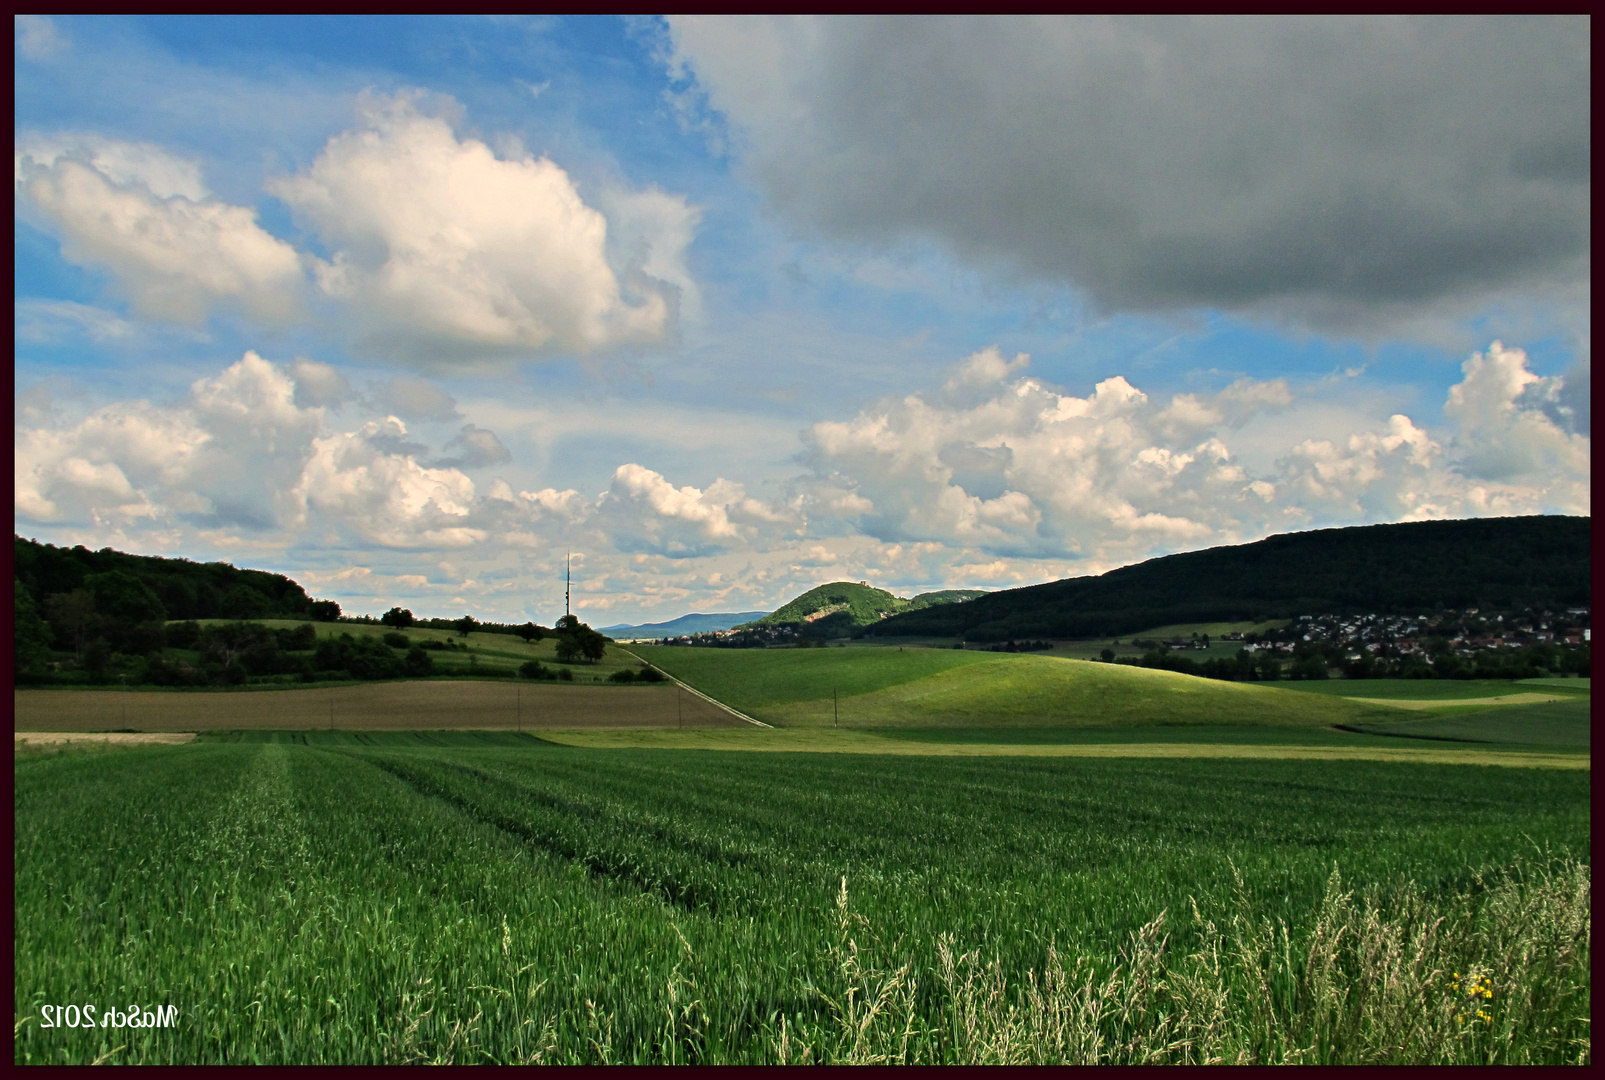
[368,375,461,422]
[435,424,513,469]
[290,358,352,408]
[671,16,1589,332]
[1555,363,1590,436]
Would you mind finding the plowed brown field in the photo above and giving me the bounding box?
[14,681,738,732]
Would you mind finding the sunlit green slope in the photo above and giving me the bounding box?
[629,645,1381,729]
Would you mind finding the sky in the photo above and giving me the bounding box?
[13,15,1591,625]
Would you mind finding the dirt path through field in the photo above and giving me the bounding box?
[15,731,197,747]
[15,681,740,732]
[617,648,771,728]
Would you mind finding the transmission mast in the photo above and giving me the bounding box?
[565,553,571,618]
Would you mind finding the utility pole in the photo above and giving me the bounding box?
[517,685,521,734]
[329,691,334,732]
[678,685,683,729]
[834,687,838,728]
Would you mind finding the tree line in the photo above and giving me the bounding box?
[14,536,610,687]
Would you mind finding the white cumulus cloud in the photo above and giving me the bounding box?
[271,93,692,362]
[801,343,1590,567]
[16,138,303,325]
[292,417,485,548]
[595,463,793,559]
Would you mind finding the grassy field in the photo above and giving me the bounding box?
[1341,699,1590,748]
[629,646,1392,729]
[14,738,1590,1064]
[541,726,1587,768]
[1272,677,1592,749]
[13,680,730,733]
[1278,677,1592,701]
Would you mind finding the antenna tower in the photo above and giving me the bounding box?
[565,553,571,617]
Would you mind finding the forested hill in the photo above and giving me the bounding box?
[747,582,986,630]
[13,536,335,621]
[870,515,1591,642]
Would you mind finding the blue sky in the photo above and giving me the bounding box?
[14,16,1590,624]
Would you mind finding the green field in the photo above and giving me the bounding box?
[14,738,1590,1064]
[630,646,1392,729]
[1277,677,1592,701]
[1271,677,1592,749]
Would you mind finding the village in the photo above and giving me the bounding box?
[649,605,1593,675]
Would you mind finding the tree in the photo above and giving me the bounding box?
[515,621,544,644]
[219,583,271,620]
[456,614,479,638]
[309,599,341,622]
[83,570,167,624]
[554,614,606,663]
[44,590,96,660]
[83,638,112,679]
[382,606,415,629]
[15,584,55,674]
[1099,648,1116,662]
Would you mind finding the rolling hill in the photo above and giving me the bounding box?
[628,644,1387,730]
[869,515,1590,642]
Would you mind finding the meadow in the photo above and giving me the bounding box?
[627,645,1390,729]
[1277,678,1592,749]
[13,737,1590,1064]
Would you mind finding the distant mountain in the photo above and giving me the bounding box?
[870,515,1591,642]
[600,612,771,638]
[744,582,986,634]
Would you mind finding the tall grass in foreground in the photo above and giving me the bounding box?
[779,861,1589,1065]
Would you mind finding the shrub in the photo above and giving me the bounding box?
[277,623,317,651]
[608,669,637,683]
[166,620,203,650]
[383,632,412,649]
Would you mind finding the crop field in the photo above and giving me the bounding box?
[541,726,1587,769]
[14,680,731,733]
[14,737,1590,1064]
[629,645,1388,729]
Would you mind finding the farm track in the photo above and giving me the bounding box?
[620,648,771,728]
[13,731,196,746]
